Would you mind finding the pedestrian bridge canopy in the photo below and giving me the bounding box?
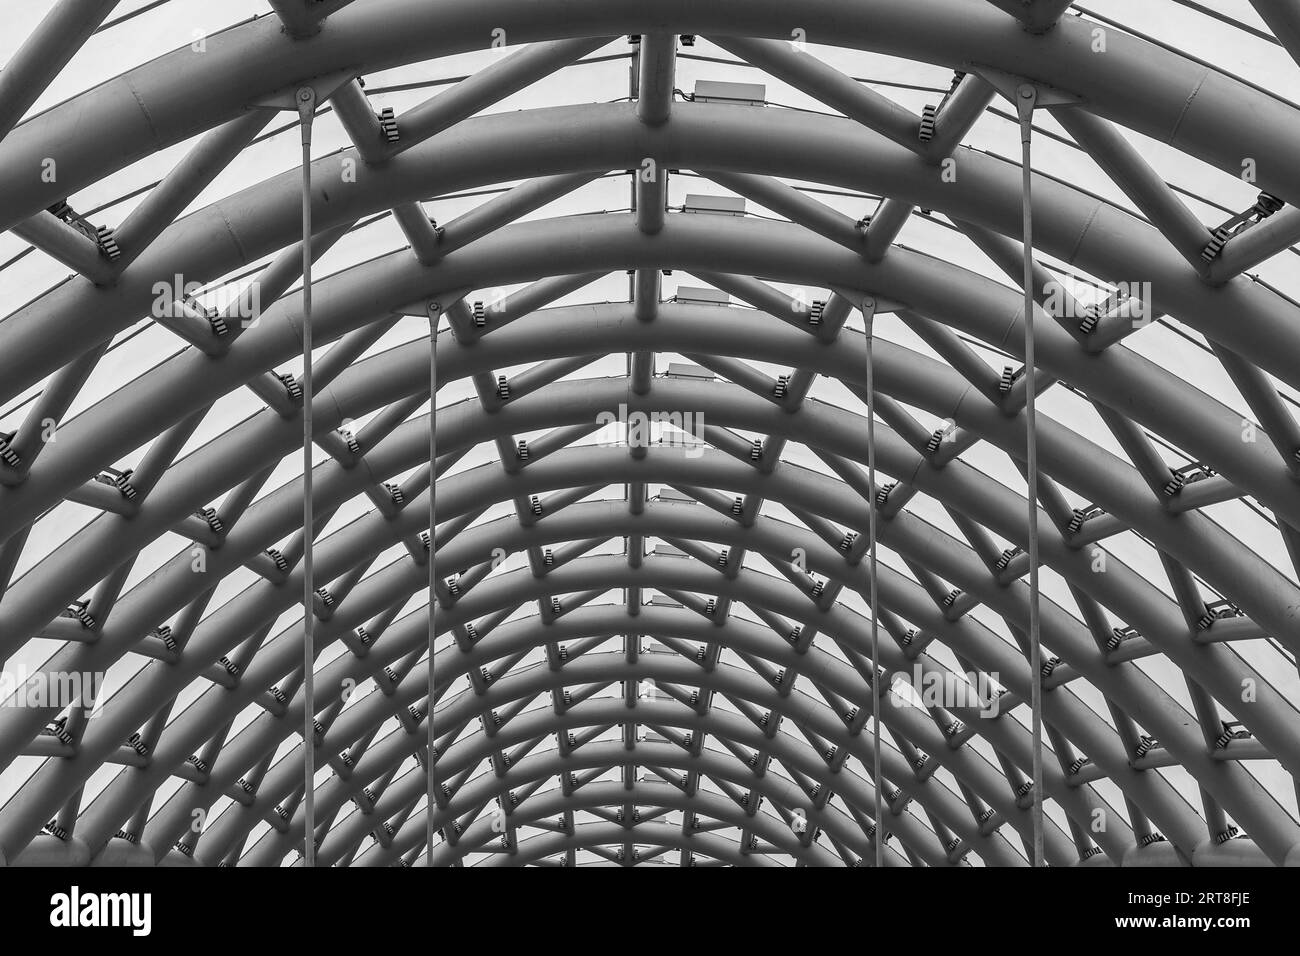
[1,0,1299,868]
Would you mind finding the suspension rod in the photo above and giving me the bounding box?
[427,304,439,867]
[1017,84,1045,869]
[864,298,884,869]
[297,86,318,868]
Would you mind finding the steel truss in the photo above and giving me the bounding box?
[1,0,1299,868]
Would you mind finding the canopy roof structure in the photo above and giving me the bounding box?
[1,0,1299,869]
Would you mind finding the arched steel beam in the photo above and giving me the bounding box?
[22,522,1268,868]
[7,317,1289,858]
[122,548,1153,869]
[373,763,883,869]
[7,356,1296,737]
[0,374,1268,806]
[76,538,1250,869]
[96,416,1263,863]
[7,343,1289,832]
[0,335,1289,868]
[154,437,1300,854]
[468,821,783,868]
[327,548,1295,857]
[4,0,1298,236]
[335,766,895,868]
[7,819,793,868]
[7,411,1289,858]
[226,655,999,868]
[88,507,1141,868]
[108,580,1052,869]
[323,683,1034,868]
[239,700,926,868]
[10,342,1294,690]
[345,751,873,868]
[6,104,1300,410]
[7,294,1299,702]
[63,538,1076,868]
[5,0,1294,868]
[225,610,1075,867]
[408,780,852,868]
[7,212,1299,555]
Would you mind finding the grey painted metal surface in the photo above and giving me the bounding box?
[1,1,1297,868]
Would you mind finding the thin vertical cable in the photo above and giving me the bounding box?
[297,85,317,868]
[1017,85,1045,868]
[426,303,438,867]
[297,86,317,869]
[864,300,884,869]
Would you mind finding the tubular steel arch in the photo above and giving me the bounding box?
[1,0,1298,869]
